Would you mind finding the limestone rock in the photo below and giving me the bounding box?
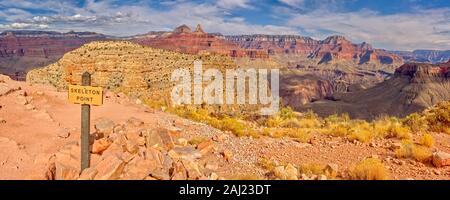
[57,127,70,139]
[92,138,112,154]
[121,156,157,180]
[145,128,174,150]
[54,144,80,180]
[94,118,115,138]
[432,151,450,167]
[127,117,144,127]
[273,164,298,180]
[197,140,215,156]
[94,155,125,180]
[79,168,98,180]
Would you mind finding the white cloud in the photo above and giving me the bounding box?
[0,22,48,29]
[279,0,305,8]
[216,0,252,9]
[0,0,296,36]
[287,8,450,50]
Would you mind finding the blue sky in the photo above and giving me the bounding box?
[0,0,449,50]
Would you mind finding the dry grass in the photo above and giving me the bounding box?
[188,136,209,145]
[395,140,432,163]
[165,102,449,143]
[420,133,435,147]
[349,158,388,180]
[258,158,277,171]
[299,163,326,176]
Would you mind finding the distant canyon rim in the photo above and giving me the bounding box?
[2,24,450,119]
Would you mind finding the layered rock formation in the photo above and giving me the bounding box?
[133,25,269,59]
[279,68,386,108]
[26,41,237,102]
[301,61,450,119]
[392,50,450,64]
[0,30,107,80]
[226,35,403,67]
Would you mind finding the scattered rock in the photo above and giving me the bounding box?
[182,160,202,180]
[319,174,327,180]
[57,127,70,139]
[144,128,174,150]
[94,118,115,137]
[432,151,450,167]
[177,138,188,146]
[273,164,298,180]
[325,163,339,177]
[94,155,125,180]
[171,161,188,180]
[172,146,202,161]
[390,142,402,150]
[209,172,219,180]
[92,138,112,154]
[16,95,28,105]
[121,156,157,180]
[197,140,215,156]
[25,104,35,110]
[79,168,98,180]
[54,145,80,180]
[0,83,13,96]
[127,117,144,127]
[222,150,233,162]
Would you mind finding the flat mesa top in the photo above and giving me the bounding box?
[68,84,103,106]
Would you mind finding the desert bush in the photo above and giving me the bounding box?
[323,123,350,137]
[349,158,388,180]
[420,133,435,147]
[372,117,393,138]
[403,113,429,133]
[258,158,278,171]
[297,117,322,129]
[387,123,412,139]
[188,136,209,145]
[299,163,326,176]
[423,101,450,134]
[279,106,296,120]
[348,123,374,143]
[266,116,283,128]
[395,140,432,163]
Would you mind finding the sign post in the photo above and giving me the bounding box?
[68,72,103,171]
[80,72,91,171]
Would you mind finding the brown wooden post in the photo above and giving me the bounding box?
[81,72,91,171]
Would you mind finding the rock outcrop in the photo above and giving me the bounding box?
[226,34,403,66]
[133,25,269,59]
[392,50,450,64]
[302,62,450,119]
[47,117,226,180]
[26,41,237,103]
[0,30,107,80]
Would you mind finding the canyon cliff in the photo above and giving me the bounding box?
[0,31,107,80]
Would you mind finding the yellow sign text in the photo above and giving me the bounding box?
[68,85,103,106]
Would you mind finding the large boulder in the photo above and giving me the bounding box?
[432,151,450,167]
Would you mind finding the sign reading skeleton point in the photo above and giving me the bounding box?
[68,85,103,106]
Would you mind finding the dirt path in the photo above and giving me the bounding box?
[1,77,449,180]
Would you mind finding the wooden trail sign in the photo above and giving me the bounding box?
[68,85,103,106]
[68,72,104,171]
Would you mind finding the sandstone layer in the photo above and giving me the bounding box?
[0,31,107,80]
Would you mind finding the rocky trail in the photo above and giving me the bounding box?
[1,74,449,180]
